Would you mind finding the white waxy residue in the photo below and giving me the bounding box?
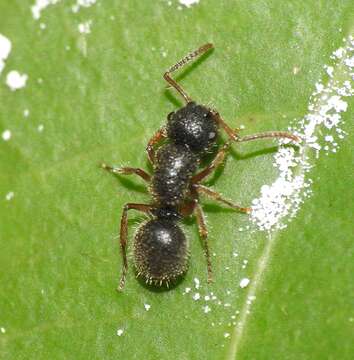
[203,305,211,313]
[239,278,250,288]
[72,0,97,13]
[116,328,124,336]
[250,35,354,232]
[192,293,200,301]
[5,192,14,201]
[31,0,62,20]
[78,21,92,34]
[0,34,11,75]
[179,0,200,7]
[2,130,11,141]
[6,71,28,91]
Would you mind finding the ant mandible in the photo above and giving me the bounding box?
[102,43,299,291]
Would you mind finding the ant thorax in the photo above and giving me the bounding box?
[151,143,198,207]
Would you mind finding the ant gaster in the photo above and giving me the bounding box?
[102,43,299,291]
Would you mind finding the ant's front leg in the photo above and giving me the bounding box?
[101,163,151,183]
[146,127,167,164]
[211,109,300,143]
[210,110,241,142]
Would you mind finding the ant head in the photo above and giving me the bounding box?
[166,102,218,154]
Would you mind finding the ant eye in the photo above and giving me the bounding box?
[208,131,216,139]
[207,110,214,118]
[167,112,174,121]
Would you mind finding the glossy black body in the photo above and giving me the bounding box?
[167,102,218,153]
[135,102,218,284]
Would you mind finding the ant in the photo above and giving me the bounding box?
[102,43,299,291]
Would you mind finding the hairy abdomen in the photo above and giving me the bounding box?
[134,219,189,283]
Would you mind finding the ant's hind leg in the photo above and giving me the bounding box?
[118,203,152,291]
[194,184,251,214]
[194,202,213,283]
[101,164,151,183]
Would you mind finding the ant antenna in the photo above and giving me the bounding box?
[164,43,214,103]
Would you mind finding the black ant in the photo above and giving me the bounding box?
[102,43,299,291]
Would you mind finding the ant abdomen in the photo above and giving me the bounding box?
[167,102,218,154]
[134,219,189,285]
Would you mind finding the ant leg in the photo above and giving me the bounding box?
[193,184,251,214]
[146,127,167,164]
[118,203,152,291]
[179,199,197,217]
[210,110,241,141]
[211,110,300,143]
[101,163,151,182]
[164,43,214,103]
[236,131,300,143]
[191,142,231,183]
[194,202,213,283]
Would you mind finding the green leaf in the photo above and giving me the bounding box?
[0,1,353,359]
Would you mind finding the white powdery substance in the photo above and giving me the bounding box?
[78,21,92,34]
[6,70,28,91]
[192,292,200,301]
[72,0,97,13]
[2,130,11,141]
[203,305,211,313]
[194,277,200,289]
[250,35,354,232]
[179,0,200,8]
[239,278,250,288]
[183,287,191,294]
[5,192,14,201]
[31,0,62,20]
[251,147,307,231]
[0,34,11,75]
